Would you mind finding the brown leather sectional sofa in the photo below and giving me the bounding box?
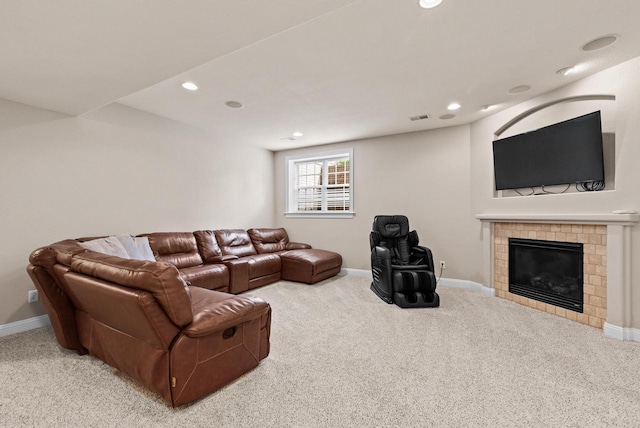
[27,228,342,406]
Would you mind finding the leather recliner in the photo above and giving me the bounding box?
[370,215,439,308]
[61,251,271,407]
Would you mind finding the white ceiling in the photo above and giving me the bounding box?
[2,0,640,151]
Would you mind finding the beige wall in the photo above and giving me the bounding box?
[276,55,640,329]
[4,55,640,331]
[0,101,274,325]
[274,125,474,279]
[469,56,640,328]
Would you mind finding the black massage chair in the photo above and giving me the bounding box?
[370,215,439,308]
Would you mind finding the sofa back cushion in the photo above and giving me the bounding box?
[70,251,193,327]
[214,229,258,257]
[193,230,223,262]
[143,232,203,268]
[247,228,289,254]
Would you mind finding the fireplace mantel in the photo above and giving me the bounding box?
[477,212,639,341]
[476,212,639,225]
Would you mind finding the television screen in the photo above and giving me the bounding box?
[493,111,605,191]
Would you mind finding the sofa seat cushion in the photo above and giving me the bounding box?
[280,249,342,284]
[180,264,229,291]
[244,253,282,279]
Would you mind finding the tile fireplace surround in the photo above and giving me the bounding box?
[477,213,639,341]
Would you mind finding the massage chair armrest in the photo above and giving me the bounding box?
[285,242,312,250]
[411,245,435,271]
[371,246,393,275]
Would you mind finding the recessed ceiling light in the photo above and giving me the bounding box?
[440,114,455,120]
[508,85,531,95]
[181,81,198,91]
[419,0,443,8]
[447,102,461,111]
[292,131,304,138]
[225,101,244,109]
[556,66,575,76]
[581,35,618,52]
[481,104,494,111]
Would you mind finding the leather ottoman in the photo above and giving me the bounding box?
[280,249,342,284]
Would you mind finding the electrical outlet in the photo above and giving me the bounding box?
[28,290,39,303]
[439,261,446,270]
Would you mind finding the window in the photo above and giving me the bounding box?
[285,149,354,218]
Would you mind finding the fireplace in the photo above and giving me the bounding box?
[509,238,583,313]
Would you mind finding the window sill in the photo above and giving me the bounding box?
[284,211,355,219]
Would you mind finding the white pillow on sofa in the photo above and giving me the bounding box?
[115,235,156,262]
[79,236,130,259]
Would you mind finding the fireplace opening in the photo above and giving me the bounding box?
[509,238,583,312]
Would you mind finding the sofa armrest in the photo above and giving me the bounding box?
[183,289,270,338]
[204,255,238,263]
[286,242,312,250]
[223,258,249,294]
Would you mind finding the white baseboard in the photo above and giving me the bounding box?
[603,323,640,342]
[0,314,50,337]
[340,268,372,278]
[340,269,495,296]
[437,277,495,297]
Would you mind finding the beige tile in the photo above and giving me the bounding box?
[583,284,596,296]
[589,295,603,307]
[576,313,589,325]
[583,304,596,316]
[565,310,577,321]
[555,232,567,241]
[588,254,602,265]
[590,275,602,287]
[582,225,595,234]
[571,225,583,233]
[555,307,567,317]
[589,316,603,329]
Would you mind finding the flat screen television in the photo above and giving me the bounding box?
[493,111,605,191]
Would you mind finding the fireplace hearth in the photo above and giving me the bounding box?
[509,238,583,312]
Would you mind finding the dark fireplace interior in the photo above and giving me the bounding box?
[509,238,583,313]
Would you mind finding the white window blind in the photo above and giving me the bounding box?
[285,149,354,218]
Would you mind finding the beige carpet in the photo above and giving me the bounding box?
[2,274,640,427]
